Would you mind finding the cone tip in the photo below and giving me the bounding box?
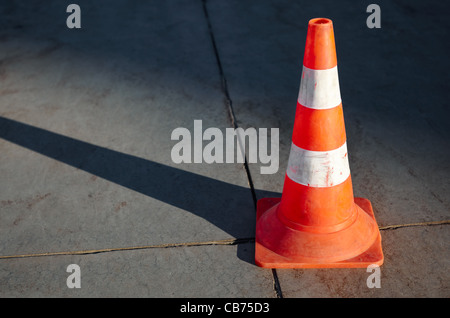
[309,18,333,27]
[303,17,337,70]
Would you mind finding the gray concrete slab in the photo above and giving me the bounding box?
[0,0,275,297]
[0,243,274,298]
[276,225,449,297]
[207,0,450,225]
[207,0,450,297]
[0,0,258,255]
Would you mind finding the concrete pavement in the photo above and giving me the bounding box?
[0,0,448,298]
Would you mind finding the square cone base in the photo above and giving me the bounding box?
[255,197,384,268]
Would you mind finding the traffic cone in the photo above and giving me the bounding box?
[255,18,384,268]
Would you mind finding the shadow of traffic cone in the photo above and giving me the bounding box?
[255,18,384,268]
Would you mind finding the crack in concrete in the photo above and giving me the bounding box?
[200,0,279,297]
[2,220,448,260]
[379,220,450,231]
[201,0,258,209]
[0,237,255,260]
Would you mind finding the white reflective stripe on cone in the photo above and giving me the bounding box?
[286,142,350,187]
[298,65,341,110]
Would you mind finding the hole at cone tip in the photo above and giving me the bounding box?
[311,18,331,25]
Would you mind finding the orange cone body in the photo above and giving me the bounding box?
[255,18,384,268]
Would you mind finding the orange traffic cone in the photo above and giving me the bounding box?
[255,18,384,268]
